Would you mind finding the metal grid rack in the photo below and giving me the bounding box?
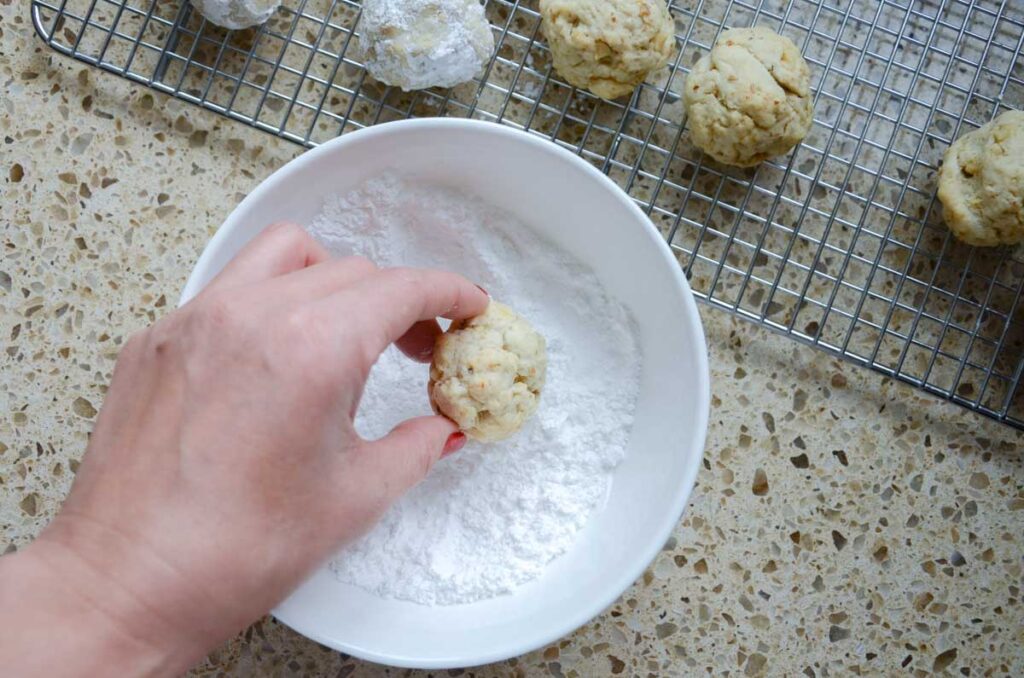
[30,0,1024,430]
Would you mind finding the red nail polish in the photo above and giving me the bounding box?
[442,432,467,458]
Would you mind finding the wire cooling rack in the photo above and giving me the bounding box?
[30,0,1024,430]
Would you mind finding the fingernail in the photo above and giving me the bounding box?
[476,285,489,297]
[442,432,467,458]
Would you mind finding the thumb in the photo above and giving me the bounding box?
[364,416,467,500]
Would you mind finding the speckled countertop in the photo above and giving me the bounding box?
[2,4,1024,676]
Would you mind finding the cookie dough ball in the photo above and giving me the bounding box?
[540,0,677,100]
[429,301,547,443]
[937,110,1024,247]
[684,27,814,167]
[190,0,281,29]
[359,0,495,91]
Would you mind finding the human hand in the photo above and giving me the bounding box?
[0,223,488,675]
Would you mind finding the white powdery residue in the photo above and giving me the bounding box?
[359,0,494,91]
[308,174,641,606]
[190,0,281,31]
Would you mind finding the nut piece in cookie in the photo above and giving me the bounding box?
[684,27,814,167]
[429,301,547,443]
[938,110,1024,247]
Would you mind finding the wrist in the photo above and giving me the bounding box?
[0,546,170,676]
[0,529,202,677]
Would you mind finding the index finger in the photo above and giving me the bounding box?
[206,222,330,293]
[317,267,489,359]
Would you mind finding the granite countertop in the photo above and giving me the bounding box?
[2,3,1023,676]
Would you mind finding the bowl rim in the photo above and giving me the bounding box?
[180,118,710,669]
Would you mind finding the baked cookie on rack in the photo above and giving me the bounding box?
[938,110,1024,247]
[684,27,814,167]
[540,0,677,100]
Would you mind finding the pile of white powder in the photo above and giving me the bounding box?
[308,174,642,606]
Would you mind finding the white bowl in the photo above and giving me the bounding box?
[181,119,709,669]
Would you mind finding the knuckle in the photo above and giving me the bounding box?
[267,220,304,239]
[382,267,426,310]
[121,315,187,364]
[279,308,336,379]
[341,255,377,273]
[191,292,246,337]
[398,424,438,484]
[414,436,435,480]
[386,266,422,287]
[124,327,149,349]
[281,305,322,343]
[120,328,150,358]
[266,221,313,254]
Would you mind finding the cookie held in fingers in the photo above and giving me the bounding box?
[429,301,547,443]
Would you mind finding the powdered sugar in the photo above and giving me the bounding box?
[308,174,641,605]
[359,0,494,91]
[189,0,281,30]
